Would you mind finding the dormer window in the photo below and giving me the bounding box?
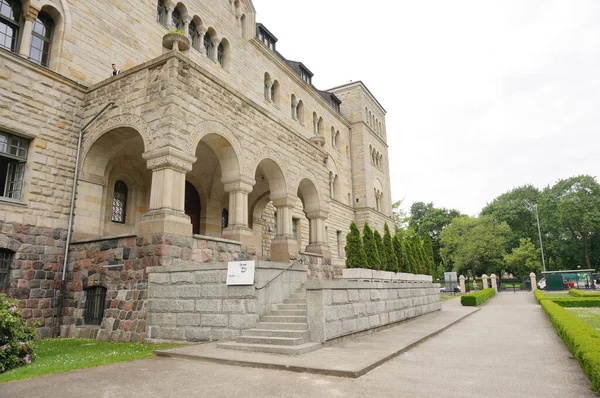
[300,68,311,85]
[256,23,277,52]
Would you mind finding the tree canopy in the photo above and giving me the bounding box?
[503,238,542,279]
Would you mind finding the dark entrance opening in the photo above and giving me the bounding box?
[84,286,107,325]
[185,181,201,235]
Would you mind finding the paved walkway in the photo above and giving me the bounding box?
[0,293,594,398]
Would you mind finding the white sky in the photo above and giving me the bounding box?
[252,0,600,216]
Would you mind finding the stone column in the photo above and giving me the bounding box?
[222,177,255,244]
[264,81,273,102]
[459,275,466,294]
[166,2,175,28]
[305,210,331,258]
[18,6,40,59]
[183,16,191,37]
[491,274,498,293]
[530,272,537,292]
[291,98,298,120]
[138,147,196,236]
[482,274,489,289]
[198,28,207,55]
[211,36,220,62]
[270,197,299,262]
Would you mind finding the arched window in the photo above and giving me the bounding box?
[334,130,340,149]
[297,100,305,124]
[204,33,214,59]
[172,7,183,30]
[240,14,246,38]
[217,42,225,66]
[221,209,229,231]
[29,11,54,67]
[318,117,324,137]
[189,20,199,50]
[291,94,297,120]
[264,72,271,101]
[331,127,335,148]
[111,180,128,223]
[156,0,167,25]
[0,0,22,52]
[312,112,318,135]
[271,80,279,104]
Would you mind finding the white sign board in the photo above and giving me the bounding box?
[226,261,256,286]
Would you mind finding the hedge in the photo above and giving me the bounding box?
[461,288,496,306]
[540,300,600,392]
[569,289,600,298]
[547,298,600,308]
[534,289,546,303]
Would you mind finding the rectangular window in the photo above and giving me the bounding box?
[84,286,107,326]
[0,131,29,200]
[0,249,13,293]
[292,218,298,240]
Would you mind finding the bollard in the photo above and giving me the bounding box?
[459,275,466,294]
[530,272,537,292]
[491,274,498,293]
[482,274,489,289]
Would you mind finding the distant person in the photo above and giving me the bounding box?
[525,278,531,291]
[111,63,122,76]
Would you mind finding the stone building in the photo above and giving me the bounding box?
[0,0,397,341]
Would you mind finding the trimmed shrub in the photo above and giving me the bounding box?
[540,299,600,392]
[345,222,368,269]
[362,223,380,270]
[569,289,600,297]
[534,289,546,303]
[0,294,37,373]
[461,288,496,306]
[548,298,600,308]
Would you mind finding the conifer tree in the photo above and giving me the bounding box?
[383,223,398,272]
[406,240,418,274]
[392,234,404,272]
[374,230,386,271]
[345,221,368,269]
[423,233,435,277]
[362,223,381,270]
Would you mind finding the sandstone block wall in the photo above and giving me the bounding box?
[305,280,441,343]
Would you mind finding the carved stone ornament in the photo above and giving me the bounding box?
[143,146,196,172]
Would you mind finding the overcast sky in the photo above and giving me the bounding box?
[253,0,600,216]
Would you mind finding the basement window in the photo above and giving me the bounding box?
[84,286,107,326]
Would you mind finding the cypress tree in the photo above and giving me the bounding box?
[362,223,381,270]
[374,230,386,271]
[412,235,427,274]
[401,239,411,273]
[345,221,368,269]
[383,223,398,272]
[392,234,404,272]
[406,240,418,274]
[423,233,435,277]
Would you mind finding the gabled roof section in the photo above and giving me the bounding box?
[256,23,278,43]
[285,60,314,78]
[327,81,387,114]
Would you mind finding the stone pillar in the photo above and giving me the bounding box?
[305,210,331,259]
[198,28,207,55]
[138,147,196,236]
[211,36,220,62]
[491,274,498,293]
[459,275,466,294]
[166,2,175,28]
[530,272,537,292]
[18,6,39,58]
[183,16,191,37]
[291,98,298,120]
[270,197,299,262]
[264,81,273,102]
[482,274,489,289]
[222,177,255,245]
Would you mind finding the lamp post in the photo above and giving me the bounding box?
[533,204,547,273]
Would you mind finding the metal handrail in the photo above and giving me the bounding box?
[255,258,304,290]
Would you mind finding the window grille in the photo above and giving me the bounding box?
[84,286,106,326]
[0,0,22,52]
[111,180,127,223]
[30,11,53,66]
[0,249,13,293]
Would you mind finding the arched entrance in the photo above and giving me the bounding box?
[185,181,201,235]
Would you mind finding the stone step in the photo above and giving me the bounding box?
[236,335,308,346]
[270,309,307,316]
[217,341,322,356]
[284,298,307,304]
[276,303,306,310]
[242,329,309,339]
[288,293,306,299]
[257,322,308,331]
[261,315,307,323]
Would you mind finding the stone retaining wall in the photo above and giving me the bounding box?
[305,280,441,343]
[146,261,307,342]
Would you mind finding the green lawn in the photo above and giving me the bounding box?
[441,294,461,302]
[566,308,600,330]
[0,339,180,383]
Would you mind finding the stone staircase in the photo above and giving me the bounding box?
[217,291,322,355]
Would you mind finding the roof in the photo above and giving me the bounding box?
[542,269,595,274]
[326,80,387,114]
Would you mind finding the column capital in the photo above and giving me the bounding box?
[305,210,328,220]
[272,195,297,209]
[183,16,192,24]
[25,6,40,22]
[142,147,196,173]
[165,1,176,12]
[211,36,221,45]
[223,176,255,194]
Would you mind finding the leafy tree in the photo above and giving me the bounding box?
[540,175,600,270]
[409,202,462,268]
[423,233,435,276]
[374,230,386,271]
[362,223,381,270]
[345,221,368,269]
[392,235,405,272]
[392,200,410,232]
[503,238,542,279]
[480,185,541,250]
[383,223,398,272]
[440,215,510,277]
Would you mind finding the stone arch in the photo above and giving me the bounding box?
[253,158,287,201]
[192,120,245,181]
[248,148,288,197]
[81,114,152,166]
[297,178,320,215]
[218,37,231,69]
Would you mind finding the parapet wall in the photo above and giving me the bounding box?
[305,280,441,343]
